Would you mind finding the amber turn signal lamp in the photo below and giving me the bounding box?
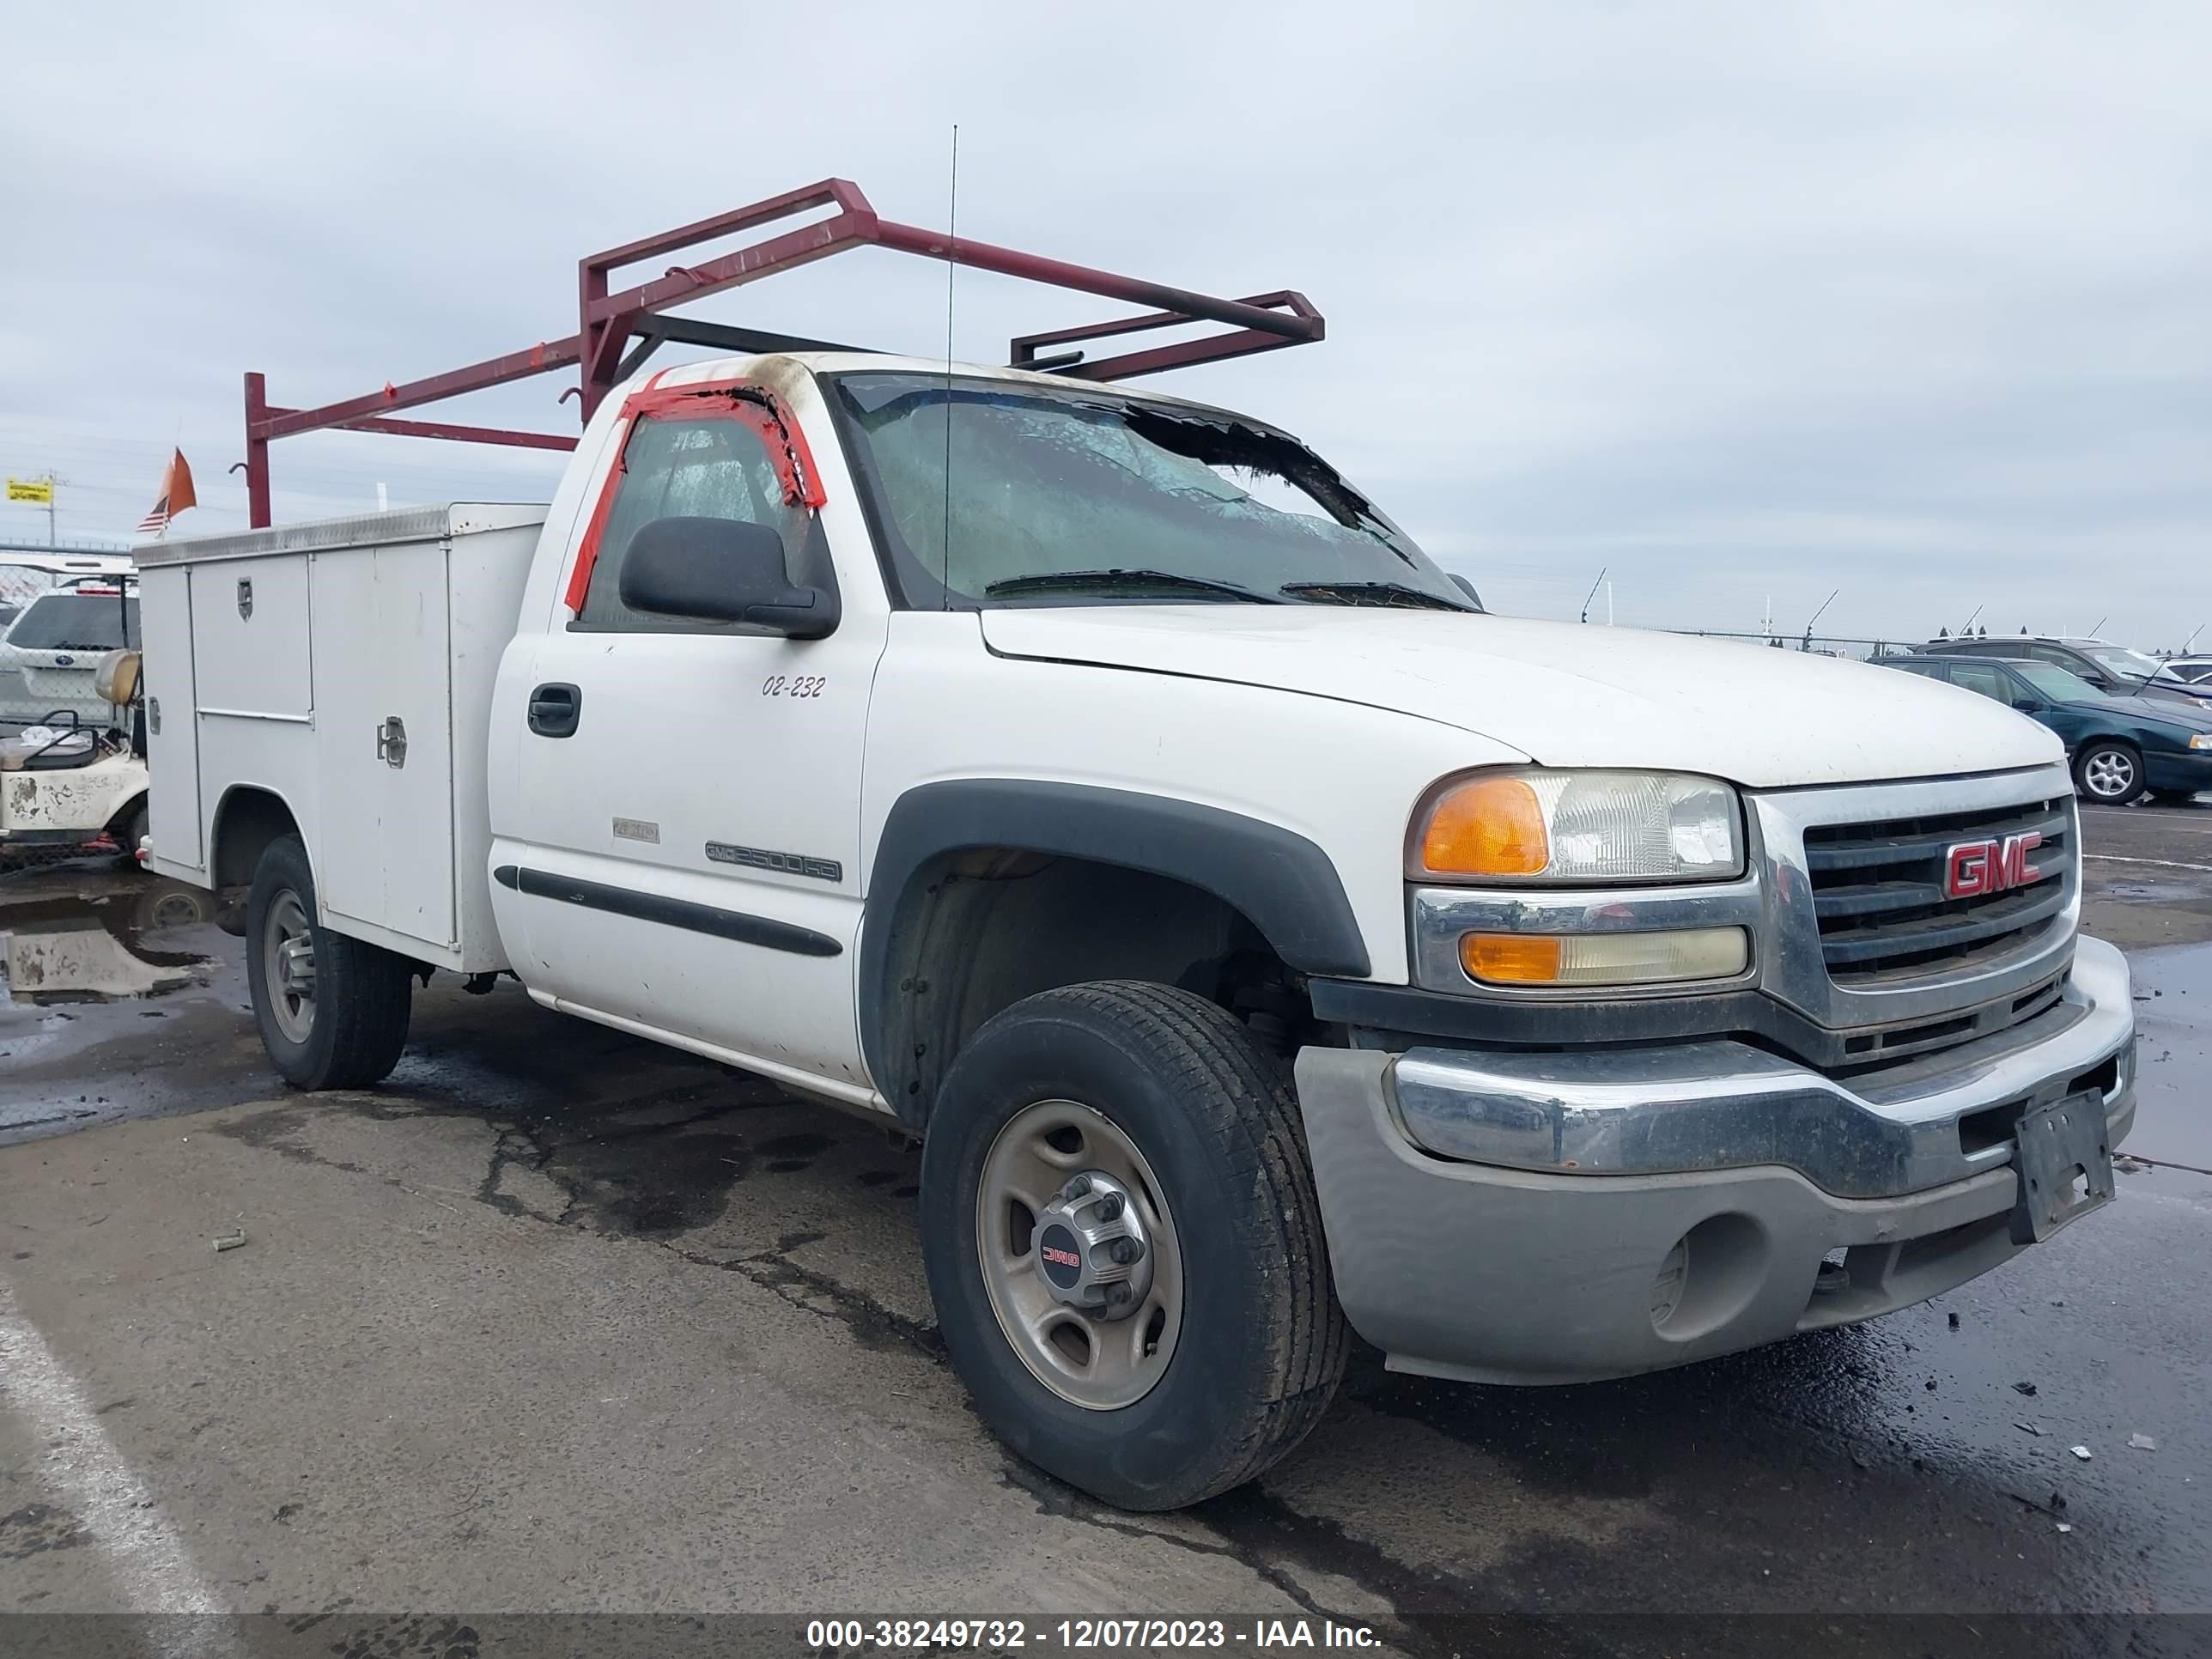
[1459,933,1565,984]
[1419,775,1549,877]
[1461,927,1750,988]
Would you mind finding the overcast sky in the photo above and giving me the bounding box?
[2,3,2205,647]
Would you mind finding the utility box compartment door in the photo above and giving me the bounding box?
[191,555,312,718]
[313,542,457,950]
[137,564,202,869]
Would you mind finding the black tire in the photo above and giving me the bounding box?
[111,798,149,868]
[920,981,1347,1511]
[245,833,413,1089]
[2073,740,2146,806]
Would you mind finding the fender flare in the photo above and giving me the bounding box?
[860,779,1370,1117]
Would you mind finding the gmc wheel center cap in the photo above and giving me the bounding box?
[1037,1223,1085,1291]
[1030,1170,1155,1321]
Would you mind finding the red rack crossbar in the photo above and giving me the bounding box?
[234,178,1323,527]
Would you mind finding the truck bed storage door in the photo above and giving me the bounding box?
[137,565,202,870]
[191,556,312,719]
[312,539,458,952]
[188,553,315,880]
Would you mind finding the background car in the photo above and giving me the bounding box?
[1915,634,2212,709]
[0,557,135,708]
[1886,653,2212,805]
[0,582,140,726]
[2160,655,2212,685]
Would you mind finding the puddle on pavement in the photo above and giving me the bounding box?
[2124,939,2212,1186]
[0,877,214,1008]
[2097,878,2196,904]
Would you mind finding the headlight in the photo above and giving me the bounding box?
[2191,734,2212,750]
[1412,769,1743,884]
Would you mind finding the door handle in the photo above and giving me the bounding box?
[527,682,581,738]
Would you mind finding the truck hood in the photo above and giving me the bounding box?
[980,608,2063,789]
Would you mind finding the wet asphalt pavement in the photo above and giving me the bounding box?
[2,806,2209,1654]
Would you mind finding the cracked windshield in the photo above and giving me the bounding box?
[830,373,1474,610]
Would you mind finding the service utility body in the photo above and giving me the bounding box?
[141,263,2136,1514]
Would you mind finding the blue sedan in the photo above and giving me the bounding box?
[1885,654,2212,805]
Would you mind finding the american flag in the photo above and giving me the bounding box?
[137,447,198,537]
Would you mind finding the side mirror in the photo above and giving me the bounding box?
[1448,574,1485,609]
[2012,698,2045,714]
[618,516,838,639]
[2084,675,2112,691]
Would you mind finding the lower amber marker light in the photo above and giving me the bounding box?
[1461,927,1749,987]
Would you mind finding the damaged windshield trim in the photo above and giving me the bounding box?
[983,568,1285,605]
[818,368,1461,614]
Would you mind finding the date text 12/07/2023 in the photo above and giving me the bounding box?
[803,1617,1384,1651]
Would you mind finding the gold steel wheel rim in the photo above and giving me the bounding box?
[975,1098,1184,1411]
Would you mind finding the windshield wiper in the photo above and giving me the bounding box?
[984,568,1279,604]
[1279,580,1472,611]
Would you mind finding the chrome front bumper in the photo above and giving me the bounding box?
[1389,934,2135,1200]
[1292,935,2136,1386]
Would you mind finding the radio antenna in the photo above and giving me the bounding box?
[1579,566,1607,625]
[939,124,958,611]
[1802,587,1838,647]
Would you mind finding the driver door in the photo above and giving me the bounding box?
[503,382,884,1099]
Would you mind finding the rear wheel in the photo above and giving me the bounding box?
[246,834,413,1089]
[2074,741,2145,805]
[920,981,1347,1511]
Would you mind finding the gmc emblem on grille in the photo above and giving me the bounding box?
[1944,830,2043,899]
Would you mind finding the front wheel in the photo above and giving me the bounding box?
[246,834,414,1089]
[2074,741,2145,805]
[920,981,1347,1511]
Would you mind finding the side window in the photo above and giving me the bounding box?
[576,414,805,629]
[1949,663,2012,702]
[2024,645,2080,673]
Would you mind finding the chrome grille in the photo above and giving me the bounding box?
[1802,795,2072,986]
[1830,971,2068,1072]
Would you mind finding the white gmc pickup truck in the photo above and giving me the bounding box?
[141,349,2136,1510]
